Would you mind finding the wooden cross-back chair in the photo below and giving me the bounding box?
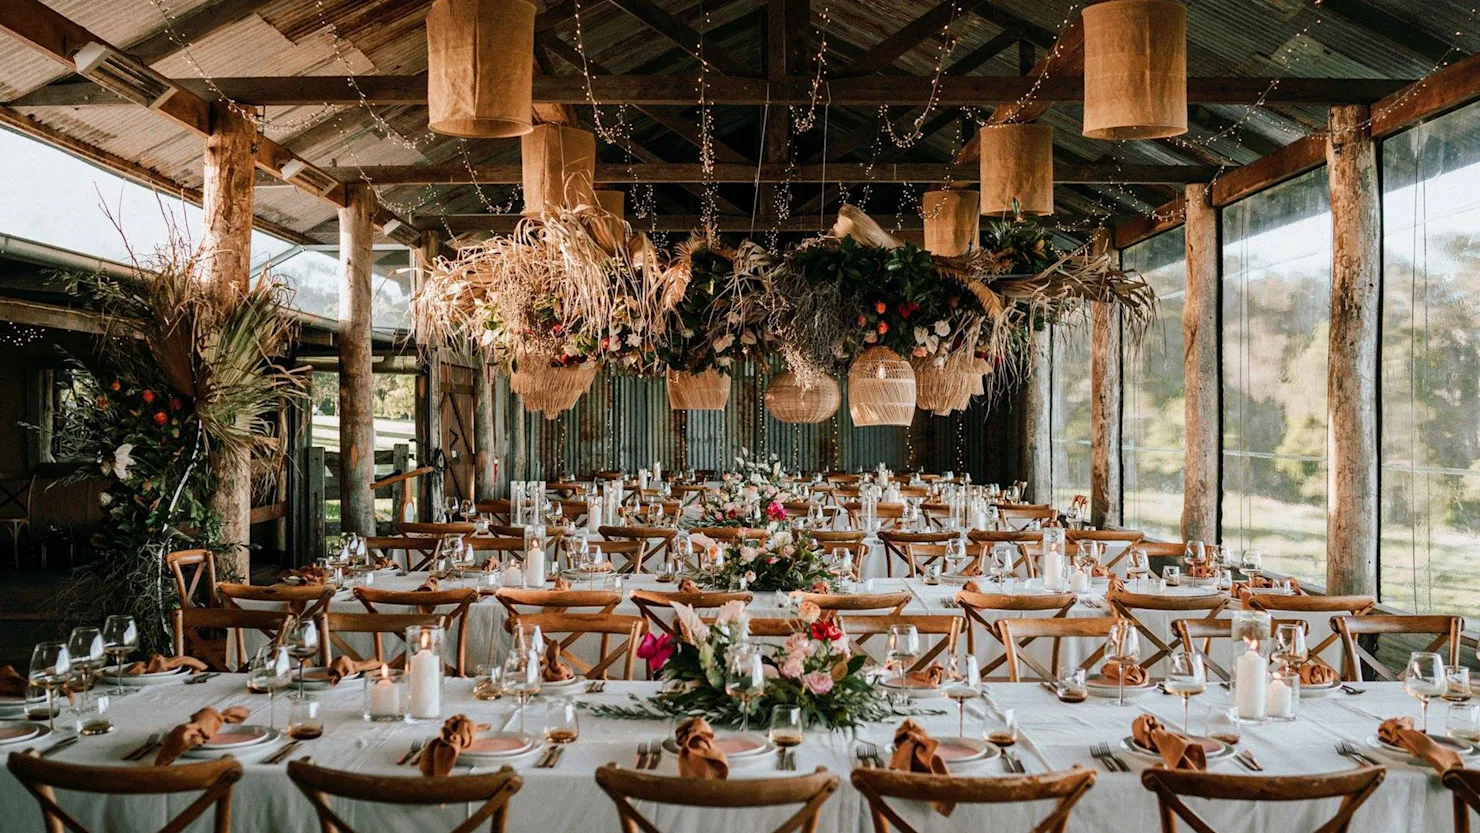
[1107,590,1232,670]
[464,537,529,569]
[818,541,868,579]
[399,521,479,537]
[1244,594,1376,678]
[173,607,301,671]
[841,502,904,531]
[826,473,862,484]
[595,764,838,833]
[671,484,708,507]
[322,612,446,670]
[551,499,589,524]
[599,526,675,574]
[967,530,1043,578]
[1173,618,1310,682]
[878,531,954,578]
[584,539,645,572]
[1137,541,1190,558]
[997,617,1121,683]
[839,614,961,673]
[997,504,1055,530]
[495,588,621,621]
[1065,529,1145,569]
[364,536,441,572]
[167,549,218,609]
[218,583,334,619]
[629,589,752,637]
[1335,614,1464,682]
[473,499,513,524]
[8,752,243,833]
[0,475,34,568]
[794,591,912,616]
[1140,766,1386,833]
[510,612,646,680]
[351,587,479,676]
[1443,768,1480,833]
[287,759,521,833]
[956,590,1078,678]
[852,767,1096,833]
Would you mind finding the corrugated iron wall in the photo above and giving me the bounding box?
[501,361,1016,482]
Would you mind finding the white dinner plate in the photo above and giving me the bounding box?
[934,736,1000,769]
[539,675,584,692]
[100,666,191,687]
[1085,677,1153,699]
[1121,734,1234,761]
[293,668,359,690]
[197,724,272,751]
[0,721,42,747]
[461,731,539,760]
[1367,733,1474,759]
[661,732,774,759]
[183,727,285,762]
[0,696,27,716]
[1299,680,1340,699]
[880,678,945,700]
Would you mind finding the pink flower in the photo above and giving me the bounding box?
[803,671,834,696]
[766,501,788,521]
[780,655,806,679]
[636,632,675,673]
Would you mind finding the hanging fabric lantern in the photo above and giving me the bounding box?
[923,190,980,256]
[848,347,916,427]
[593,189,626,248]
[1082,0,1187,140]
[667,369,730,410]
[521,124,596,216]
[766,372,840,424]
[426,0,535,138]
[979,124,1053,216]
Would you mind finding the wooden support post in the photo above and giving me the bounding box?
[1089,228,1122,528]
[201,101,257,579]
[1326,104,1380,596]
[392,443,412,524]
[1182,182,1219,543]
[414,230,444,522]
[337,183,376,536]
[1019,327,1052,503]
[305,445,326,564]
[32,368,54,466]
[473,354,498,501]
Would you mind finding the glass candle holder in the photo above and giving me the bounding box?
[362,667,406,722]
[1266,669,1299,721]
[405,625,445,721]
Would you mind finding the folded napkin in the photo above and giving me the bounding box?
[479,557,500,572]
[541,639,574,683]
[155,706,251,765]
[959,559,982,577]
[0,666,27,698]
[905,665,946,688]
[1090,564,1114,578]
[1100,660,1147,687]
[674,716,729,779]
[417,577,440,592]
[587,560,615,573]
[677,578,701,593]
[328,657,383,685]
[551,576,572,591]
[1297,660,1338,686]
[125,655,207,676]
[961,580,981,594]
[1245,575,1301,593]
[890,720,952,815]
[419,714,491,776]
[281,566,330,586]
[811,580,831,594]
[370,555,396,570]
[1379,717,1462,774]
[1131,714,1205,771]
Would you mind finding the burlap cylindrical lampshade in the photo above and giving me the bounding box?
[923,190,980,256]
[848,347,916,427]
[1082,0,1187,140]
[593,189,626,245]
[766,372,841,424]
[667,369,731,410]
[426,0,535,138]
[521,124,596,216]
[979,124,1053,216]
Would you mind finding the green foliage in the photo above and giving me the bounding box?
[696,530,839,593]
[982,216,1060,274]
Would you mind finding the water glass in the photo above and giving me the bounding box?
[29,641,70,731]
[1057,668,1087,703]
[1446,702,1480,744]
[287,696,324,740]
[985,708,1018,747]
[544,698,579,744]
[472,664,504,701]
[1161,566,1180,586]
[768,705,804,749]
[1447,667,1473,702]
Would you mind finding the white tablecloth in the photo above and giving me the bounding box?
[0,679,1457,832]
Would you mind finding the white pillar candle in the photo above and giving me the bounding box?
[1043,550,1066,591]
[639,470,649,491]
[1266,677,1294,719]
[408,641,441,719]
[1070,568,1090,594]
[653,462,661,482]
[587,499,602,533]
[367,667,400,716]
[1234,649,1268,720]
[524,545,546,586]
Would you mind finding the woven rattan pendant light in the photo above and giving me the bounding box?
[848,347,916,427]
[426,0,535,138]
[1082,0,1187,140]
[923,190,980,256]
[979,123,1053,216]
[522,124,596,215]
[667,369,731,410]
[766,372,841,424]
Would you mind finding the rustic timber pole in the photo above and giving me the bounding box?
[337,183,377,536]
[415,230,444,522]
[472,353,498,501]
[1089,228,1122,528]
[201,101,256,579]
[1182,182,1219,543]
[1325,104,1380,596]
[1018,327,1052,503]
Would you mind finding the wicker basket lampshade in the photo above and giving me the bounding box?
[969,355,990,397]
[512,361,598,419]
[913,358,973,415]
[848,347,916,427]
[521,124,596,216]
[1082,0,1187,140]
[667,369,731,410]
[923,190,980,256]
[426,0,535,138]
[765,372,841,424]
[979,123,1053,216]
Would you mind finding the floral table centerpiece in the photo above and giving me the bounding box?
[689,448,804,529]
[693,529,838,593]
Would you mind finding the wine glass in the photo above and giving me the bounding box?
[29,642,70,731]
[1107,621,1141,707]
[502,644,542,734]
[284,617,320,700]
[768,704,803,763]
[886,624,921,682]
[945,649,980,737]
[989,544,1014,591]
[459,499,475,520]
[1405,652,1447,733]
[247,645,293,729]
[101,615,137,696]
[67,626,104,697]
[1271,624,1307,671]
[724,642,765,732]
[1126,548,1150,591]
[944,537,969,576]
[1165,651,1207,734]
[1240,549,1264,582]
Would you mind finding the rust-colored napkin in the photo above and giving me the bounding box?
[155,706,251,765]
[328,657,383,685]
[417,577,440,592]
[674,716,729,779]
[551,576,572,591]
[890,720,952,815]
[419,714,491,776]
[1297,660,1338,687]
[1100,660,1147,687]
[1379,717,1462,774]
[960,581,981,594]
[281,566,330,586]
[125,655,207,676]
[905,664,945,688]
[0,666,27,698]
[677,578,701,593]
[1131,714,1205,771]
[541,639,574,683]
[370,555,396,570]
[959,559,982,577]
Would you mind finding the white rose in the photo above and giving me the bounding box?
[934,320,950,337]
[98,492,112,507]
[112,444,135,481]
[914,326,928,344]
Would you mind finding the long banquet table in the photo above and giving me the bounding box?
[0,677,1458,832]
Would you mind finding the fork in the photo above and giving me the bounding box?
[854,746,873,768]
[123,732,161,762]
[397,739,426,766]
[1094,742,1129,772]
[862,740,884,768]
[1336,740,1379,767]
[636,740,650,769]
[1341,684,1367,695]
[646,742,663,770]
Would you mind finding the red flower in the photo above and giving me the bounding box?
[856,315,867,327]
[169,397,182,412]
[810,619,844,642]
[108,381,120,392]
[876,322,889,335]
[152,412,167,426]
[551,323,563,335]
[636,632,675,673]
[765,501,787,522]
[874,301,887,315]
[95,395,108,410]
[140,390,156,404]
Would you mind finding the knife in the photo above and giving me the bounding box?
[42,737,79,758]
[265,740,302,765]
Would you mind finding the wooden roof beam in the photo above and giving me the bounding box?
[605,0,751,77]
[836,0,993,78]
[1310,0,1461,66]
[128,0,279,65]
[956,15,1085,165]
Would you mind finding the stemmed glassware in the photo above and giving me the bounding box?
[66,627,105,725]
[1165,651,1207,734]
[247,645,293,729]
[101,615,137,696]
[29,642,70,731]
[502,643,542,734]
[1107,621,1141,707]
[725,641,765,732]
[1240,549,1264,583]
[945,645,981,737]
[1405,652,1447,733]
[284,617,320,701]
[1271,624,1308,671]
[1126,548,1150,591]
[886,624,921,684]
[988,544,1014,591]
